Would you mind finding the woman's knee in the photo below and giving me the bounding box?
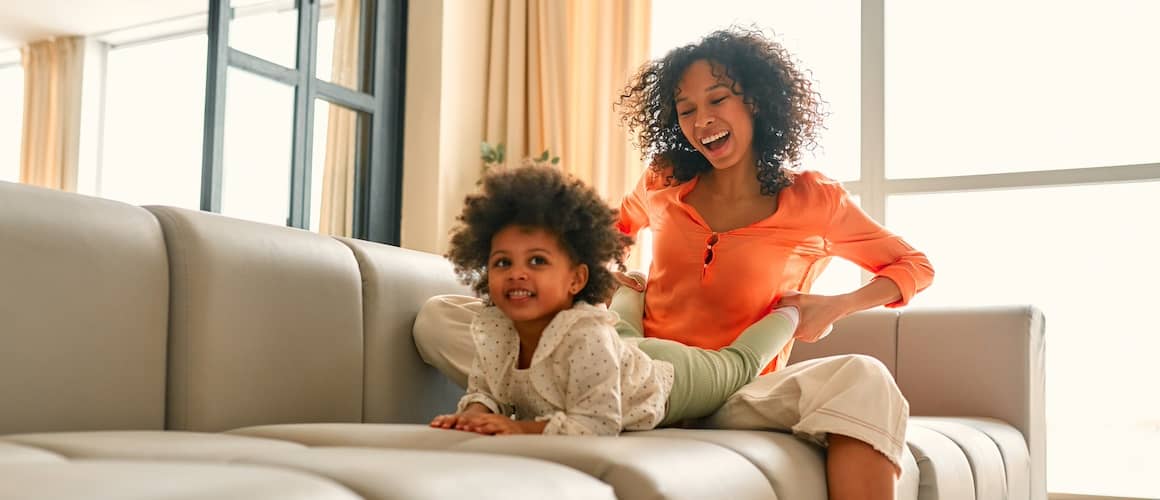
[412,295,476,355]
[840,355,902,393]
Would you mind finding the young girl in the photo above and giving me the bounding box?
[429,164,799,436]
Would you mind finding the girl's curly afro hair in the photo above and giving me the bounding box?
[446,163,633,305]
[617,26,825,196]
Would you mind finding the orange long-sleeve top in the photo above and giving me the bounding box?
[617,167,934,373]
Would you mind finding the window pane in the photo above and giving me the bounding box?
[886,0,1160,178]
[221,68,294,226]
[316,0,365,92]
[887,184,1160,499]
[310,99,363,233]
[100,34,206,209]
[651,0,860,181]
[0,62,22,183]
[230,0,298,68]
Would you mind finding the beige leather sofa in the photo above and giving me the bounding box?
[0,180,1046,499]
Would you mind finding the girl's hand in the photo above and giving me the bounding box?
[430,403,494,430]
[430,413,469,430]
[775,292,851,343]
[454,413,526,435]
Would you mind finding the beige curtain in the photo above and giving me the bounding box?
[484,0,650,201]
[318,0,360,236]
[20,36,85,191]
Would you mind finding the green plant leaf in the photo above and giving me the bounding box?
[551,157,560,165]
[496,143,506,163]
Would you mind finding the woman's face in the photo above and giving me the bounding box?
[674,59,756,171]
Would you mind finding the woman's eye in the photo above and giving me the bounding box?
[677,108,694,117]
[711,96,727,105]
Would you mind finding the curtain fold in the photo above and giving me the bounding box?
[20,36,85,191]
[484,0,650,201]
[318,0,361,237]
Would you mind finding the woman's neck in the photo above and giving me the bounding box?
[700,156,762,200]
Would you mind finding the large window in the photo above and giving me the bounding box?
[652,1,1160,497]
[0,52,22,183]
[81,0,405,242]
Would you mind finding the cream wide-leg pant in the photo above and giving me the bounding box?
[412,294,910,468]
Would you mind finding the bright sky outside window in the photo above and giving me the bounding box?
[885,0,1160,178]
[100,34,206,209]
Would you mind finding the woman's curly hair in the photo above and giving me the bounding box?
[617,26,825,196]
[446,163,633,305]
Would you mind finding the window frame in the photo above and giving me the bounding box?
[201,0,407,243]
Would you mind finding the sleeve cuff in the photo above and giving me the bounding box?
[874,270,916,308]
[457,394,501,415]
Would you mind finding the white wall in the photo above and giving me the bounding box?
[400,0,490,254]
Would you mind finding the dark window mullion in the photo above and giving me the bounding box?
[227,49,299,86]
[288,0,320,228]
[355,0,405,244]
[201,0,230,213]
[315,80,375,114]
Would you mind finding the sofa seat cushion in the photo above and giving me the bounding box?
[230,423,775,499]
[236,446,615,500]
[1,431,614,500]
[0,441,65,465]
[1,431,306,461]
[0,461,359,500]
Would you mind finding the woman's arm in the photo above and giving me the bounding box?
[777,278,902,342]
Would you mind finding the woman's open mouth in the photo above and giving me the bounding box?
[700,131,731,155]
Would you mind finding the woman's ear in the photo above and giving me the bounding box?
[570,264,590,295]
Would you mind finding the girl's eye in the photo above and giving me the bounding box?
[492,258,510,268]
[530,256,548,266]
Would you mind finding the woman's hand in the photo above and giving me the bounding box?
[613,271,646,292]
[775,292,852,343]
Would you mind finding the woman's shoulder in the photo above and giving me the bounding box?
[786,169,847,198]
[642,163,681,192]
[789,168,841,188]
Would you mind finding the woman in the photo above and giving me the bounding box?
[416,27,933,499]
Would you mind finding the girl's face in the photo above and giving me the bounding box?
[487,225,588,332]
[674,59,756,171]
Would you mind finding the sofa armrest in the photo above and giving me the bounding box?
[896,305,1046,500]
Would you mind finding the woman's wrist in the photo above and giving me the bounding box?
[837,277,903,316]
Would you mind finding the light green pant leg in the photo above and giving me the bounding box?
[640,311,796,426]
[609,284,645,339]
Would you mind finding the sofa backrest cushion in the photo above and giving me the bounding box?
[337,238,466,423]
[0,182,168,433]
[147,206,364,432]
